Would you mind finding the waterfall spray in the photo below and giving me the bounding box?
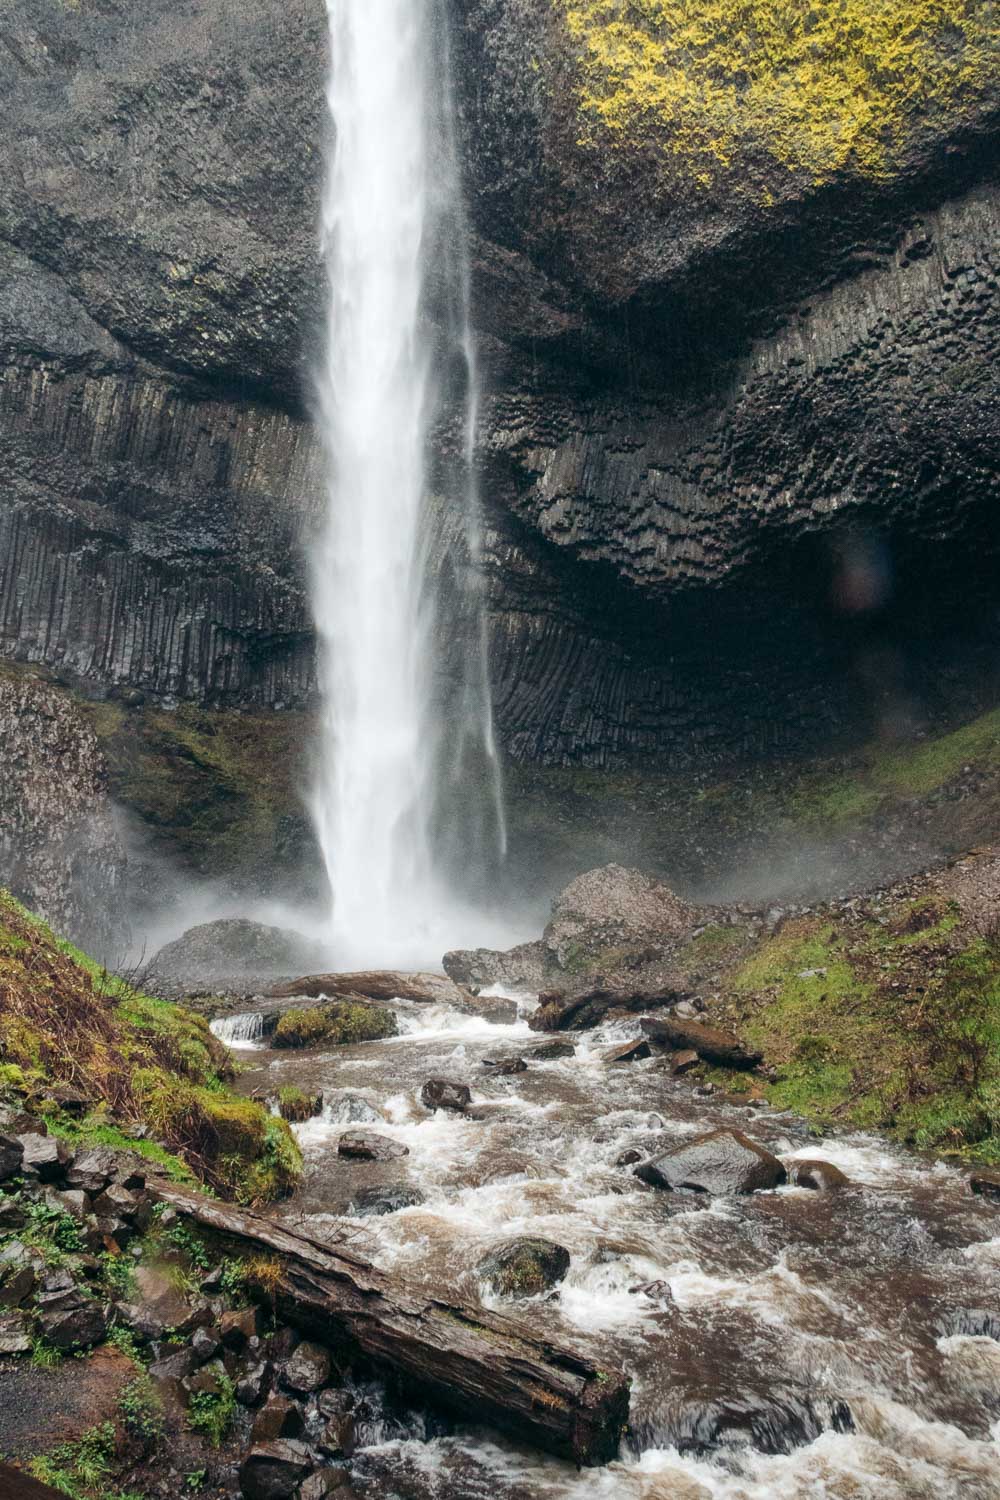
[312,1,504,967]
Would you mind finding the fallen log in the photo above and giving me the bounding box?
[269,970,468,1006]
[149,1182,629,1466]
[640,1016,762,1070]
[529,986,684,1032]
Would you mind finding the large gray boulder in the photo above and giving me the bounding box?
[148,918,327,986]
[637,1130,786,1196]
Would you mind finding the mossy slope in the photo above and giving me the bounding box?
[714,863,1000,1161]
[0,892,301,1202]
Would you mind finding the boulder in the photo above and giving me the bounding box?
[466,994,520,1024]
[299,1473,352,1500]
[0,1311,31,1355]
[273,1002,397,1049]
[0,1134,24,1181]
[443,941,549,993]
[337,1133,409,1162]
[0,1200,26,1231]
[238,1440,313,1500]
[347,1186,425,1217]
[640,1017,762,1070]
[17,1133,67,1182]
[786,1159,850,1192]
[524,1040,576,1061]
[236,1360,273,1407]
[65,1147,118,1194]
[48,1188,90,1218]
[603,1038,651,1064]
[280,1339,331,1394]
[317,1409,356,1459]
[420,1080,472,1113]
[191,1326,221,1363]
[970,1170,1000,1204]
[477,1238,571,1298]
[324,1094,383,1125]
[636,1130,786,1195]
[37,1292,108,1350]
[252,1394,305,1443]
[481,1056,527,1076]
[220,1306,260,1350]
[149,919,327,986]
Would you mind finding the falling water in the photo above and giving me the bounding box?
[311,1,505,968]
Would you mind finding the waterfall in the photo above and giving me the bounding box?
[311,1,505,967]
[210,1012,266,1049]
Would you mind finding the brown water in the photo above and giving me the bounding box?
[214,995,1000,1499]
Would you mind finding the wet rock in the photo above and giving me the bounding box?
[640,1017,762,1070]
[324,1094,383,1124]
[337,1133,409,1162]
[603,1038,651,1063]
[0,1311,31,1354]
[65,1147,118,1194]
[420,1079,472,1113]
[669,1049,701,1075]
[37,1292,108,1350]
[191,1326,222,1363]
[477,1238,571,1297]
[637,1130,786,1195]
[236,1360,274,1407]
[0,1244,38,1307]
[49,1188,90,1218]
[115,1300,165,1343]
[299,1473,353,1500]
[530,985,683,1033]
[348,1185,425,1217]
[0,1134,24,1181]
[270,970,466,1005]
[615,1148,642,1167]
[786,1159,850,1192]
[133,1265,202,1330]
[0,1200,26,1230]
[273,1001,398,1049]
[221,1306,261,1350]
[317,1408,356,1458]
[92,1183,141,1220]
[970,1170,1000,1203]
[524,1040,575,1061]
[252,1394,305,1443]
[481,1055,527,1075]
[149,1347,201,1383]
[629,1280,673,1303]
[467,994,520,1024]
[149,919,326,987]
[17,1132,67,1182]
[238,1439,313,1500]
[280,1339,331,1394]
[443,942,548,992]
[200,1265,225,1294]
[276,1089,323,1123]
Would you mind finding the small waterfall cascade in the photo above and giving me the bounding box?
[209,1012,265,1048]
[311,0,505,968]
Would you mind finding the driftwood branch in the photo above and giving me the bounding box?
[149,1182,629,1466]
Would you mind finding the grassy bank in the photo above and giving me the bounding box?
[0,892,301,1203]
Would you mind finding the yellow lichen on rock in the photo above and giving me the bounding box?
[558,0,998,187]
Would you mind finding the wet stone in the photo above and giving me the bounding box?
[324,1094,383,1124]
[238,1439,313,1500]
[477,1237,571,1298]
[0,1134,24,1181]
[0,1311,31,1355]
[337,1132,408,1162]
[481,1056,527,1075]
[252,1394,305,1443]
[970,1170,1000,1203]
[637,1129,787,1196]
[603,1038,651,1064]
[348,1185,425,1217]
[236,1360,274,1408]
[524,1040,575,1061]
[786,1159,850,1192]
[669,1049,701,1075]
[420,1079,472,1112]
[281,1339,331,1394]
[17,1132,67,1182]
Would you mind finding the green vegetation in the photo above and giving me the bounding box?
[186,1373,237,1447]
[722,893,1000,1160]
[560,0,998,189]
[27,1422,143,1500]
[273,1001,398,1049]
[0,891,301,1203]
[277,1084,319,1122]
[118,1375,165,1446]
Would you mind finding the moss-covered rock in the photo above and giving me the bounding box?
[272,1002,398,1050]
[476,1238,571,1298]
[0,891,301,1202]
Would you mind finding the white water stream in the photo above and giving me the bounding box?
[311,0,505,970]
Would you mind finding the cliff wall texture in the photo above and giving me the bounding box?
[0,0,997,797]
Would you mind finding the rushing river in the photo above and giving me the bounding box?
[212,993,1000,1499]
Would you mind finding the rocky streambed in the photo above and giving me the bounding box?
[215,984,1000,1499]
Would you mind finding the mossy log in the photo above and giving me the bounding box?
[149,1182,629,1466]
[529,986,683,1032]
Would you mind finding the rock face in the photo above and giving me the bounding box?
[0,0,996,821]
[0,673,126,957]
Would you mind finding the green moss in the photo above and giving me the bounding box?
[277,1085,317,1122]
[273,1002,398,1049]
[725,908,1000,1158]
[560,0,998,190]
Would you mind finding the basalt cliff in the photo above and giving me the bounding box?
[1,0,998,926]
